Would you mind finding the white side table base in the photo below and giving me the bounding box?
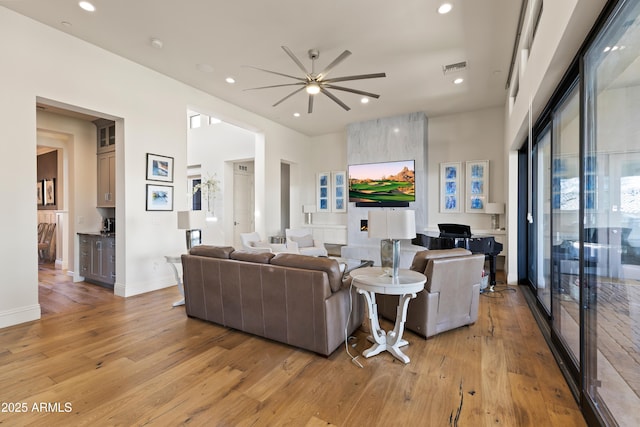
[359,290,417,364]
[165,255,184,307]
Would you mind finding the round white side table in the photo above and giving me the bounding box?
[350,267,426,364]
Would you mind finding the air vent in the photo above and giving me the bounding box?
[442,61,467,75]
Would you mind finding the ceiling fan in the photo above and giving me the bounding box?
[245,46,386,113]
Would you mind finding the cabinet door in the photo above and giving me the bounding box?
[102,237,116,284]
[97,152,116,207]
[90,237,103,278]
[97,122,116,154]
[79,235,91,277]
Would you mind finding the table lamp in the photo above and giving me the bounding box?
[177,210,205,250]
[368,209,416,279]
[303,204,316,225]
[485,203,504,230]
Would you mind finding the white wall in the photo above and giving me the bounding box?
[0,7,312,328]
[306,131,349,227]
[503,0,607,283]
[428,106,505,231]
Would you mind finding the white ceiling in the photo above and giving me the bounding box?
[2,0,522,136]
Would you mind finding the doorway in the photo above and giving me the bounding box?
[233,161,255,248]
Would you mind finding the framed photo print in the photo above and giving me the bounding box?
[440,162,461,213]
[466,160,489,213]
[146,184,174,211]
[37,181,43,205]
[146,153,174,182]
[317,172,330,212]
[44,178,55,206]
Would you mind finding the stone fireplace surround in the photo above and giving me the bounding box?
[341,112,428,266]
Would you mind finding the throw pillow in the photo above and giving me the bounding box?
[291,234,314,248]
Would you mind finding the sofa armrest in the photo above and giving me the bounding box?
[286,240,300,252]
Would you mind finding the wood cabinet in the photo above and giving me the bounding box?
[79,233,115,288]
[97,151,115,207]
[95,119,116,154]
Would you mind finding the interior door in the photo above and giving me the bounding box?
[233,163,254,248]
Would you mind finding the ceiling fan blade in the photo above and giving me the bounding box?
[244,82,305,91]
[323,72,386,83]
[324,84,380,99]
[308,95,314,114]
[244,65,307,82]
[316,50,351,81]
[320,88,350,111]
[272,86,306,107]
[281,46,310,77]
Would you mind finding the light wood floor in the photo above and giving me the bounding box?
[0,265,586,426]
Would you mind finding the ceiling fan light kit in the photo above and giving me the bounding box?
[245,46,386,113]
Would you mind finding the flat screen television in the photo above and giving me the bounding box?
[348,160,415,206]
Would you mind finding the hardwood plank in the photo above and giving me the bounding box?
[0,267,586,426]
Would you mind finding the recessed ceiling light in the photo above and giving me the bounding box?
[603,46,611,52]
[196,63,214,73]
[225,77,236,84]
[361,97,369,104]
[61,21,72,27]
[453,77,464,84]
[150,38,164,49]
[78,1,95,12]
[293,112,300,117]
[438,3,453,14]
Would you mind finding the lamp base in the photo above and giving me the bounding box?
[491,214,499,230]
[380,239,401,279]
[185,229,202,250]
[304,212,312,225]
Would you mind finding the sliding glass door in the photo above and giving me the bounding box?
[583,0,640,424]
[533,128,552,314]
[551,84,581,367]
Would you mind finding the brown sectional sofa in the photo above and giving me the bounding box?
[181,246,364,356]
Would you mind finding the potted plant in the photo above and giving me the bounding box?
[193,173,220,218]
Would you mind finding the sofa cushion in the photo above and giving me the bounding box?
[291,234,314,248]
[410,248,471,274]
[189,245,235,259]
[271,253,342,292]
[230,250,275,264]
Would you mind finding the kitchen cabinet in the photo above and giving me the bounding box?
[97,151,115,207]
[95,119,116,154]
[78,233,115,288]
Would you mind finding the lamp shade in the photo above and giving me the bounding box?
[177,210,205,230]
[368,210,416,240]
[485,203,505,215]
[302,204,317,214]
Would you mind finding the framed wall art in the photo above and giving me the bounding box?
[332,171,347,212]
[43,178,55,206]
[465,160,489,213]
[146,153,174,182]
[317,172,330,212]
[146,184,174,211]
[440,162,462,213]
[37,181,43,205]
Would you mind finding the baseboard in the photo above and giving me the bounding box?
[114,273,176,297]
[0,304,41,329]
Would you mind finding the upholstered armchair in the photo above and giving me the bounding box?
[285,228,328,257]
[376,248,485,339]
[240,232,274,253]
